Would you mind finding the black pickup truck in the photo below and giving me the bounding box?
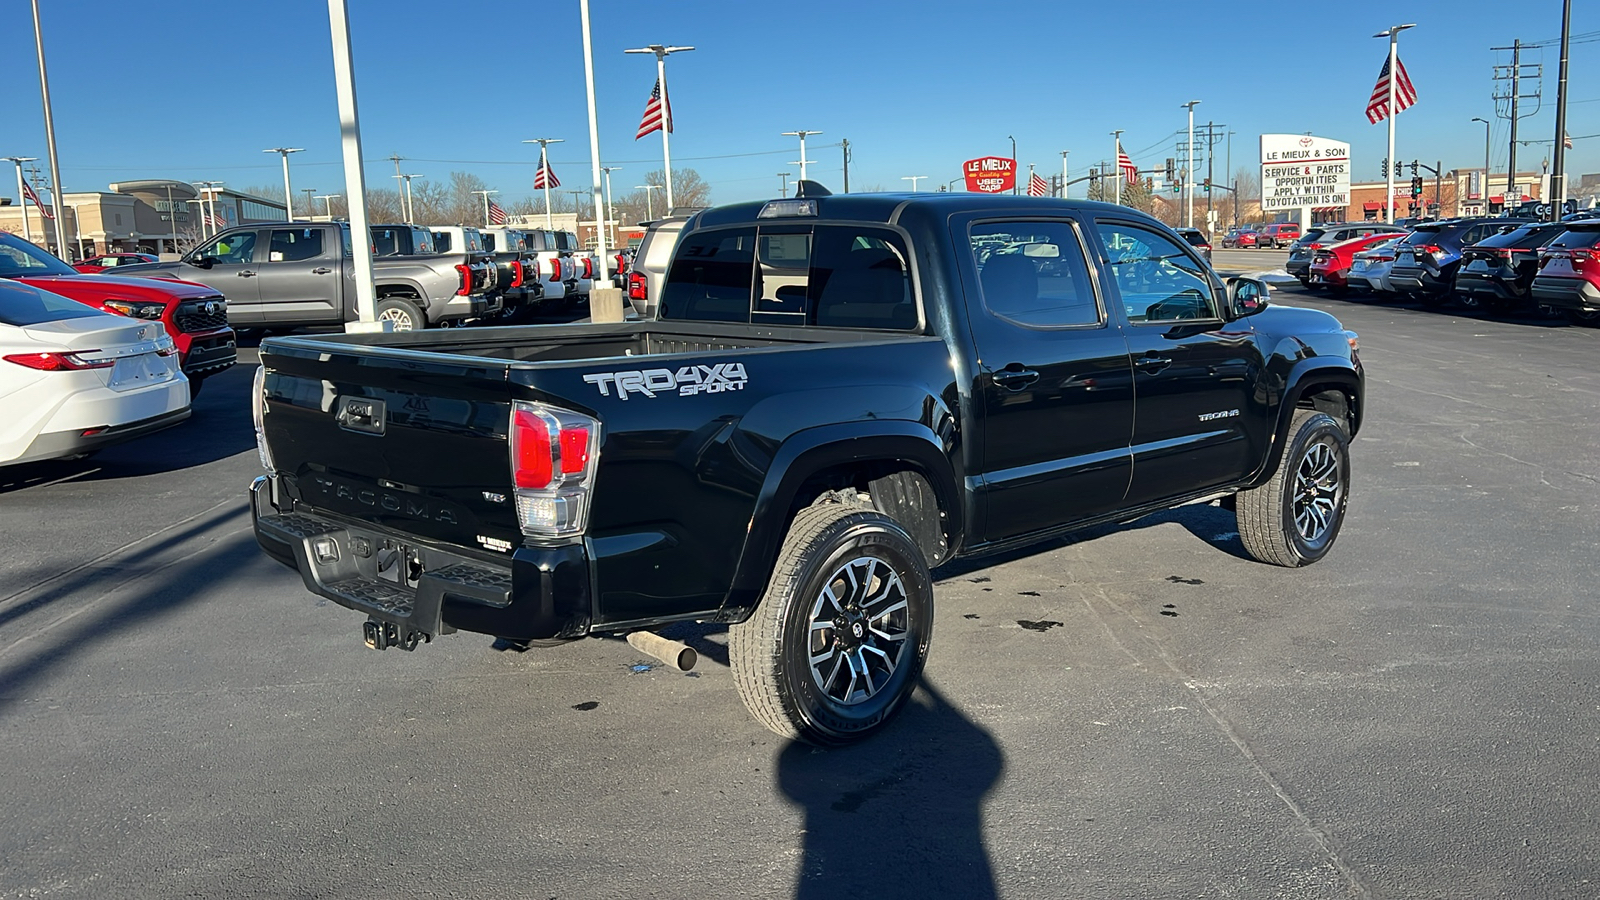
[250,191,1363,744]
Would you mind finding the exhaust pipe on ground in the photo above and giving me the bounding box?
[626,631,697,671]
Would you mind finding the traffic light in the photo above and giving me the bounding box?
[1410,161,1419,176]
[1203,177,1211,193]
[1411,176,1424,198]
[1394,160,1404,177]
[1380,157,1388,177]
[1165,157,1176,183]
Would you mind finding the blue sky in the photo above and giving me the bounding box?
[1,0,1594,207]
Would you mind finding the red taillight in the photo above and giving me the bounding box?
[1418,244,1443,256]
[582,258,594,279]
[454,263,472,297]
[1493,248,1515,260]
[1308,243,1323,250]
[559,426,590,474]
[4,351,114,371]
[628,271,647,302]
[512,408,554,489]
[510,260,525,289]
[549,258,562,283]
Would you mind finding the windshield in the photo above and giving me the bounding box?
[0,233,78,277]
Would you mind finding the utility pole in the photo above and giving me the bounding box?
[777,172,790,198]
[841,139,850,194]
[1492,37,1542,210]
[1111,130,1123,206]
[300,187,317,222]
[471,189,498,227]
[783,130,820,183]
[4,157,37,242]
[265,147,304,221]
[567,189,586,228]
[1551,0,1573,220]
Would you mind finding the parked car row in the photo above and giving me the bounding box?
[1221,222,1303,249]
[1287,214,1600,325]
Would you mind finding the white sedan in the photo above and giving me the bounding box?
[0,279,190,466]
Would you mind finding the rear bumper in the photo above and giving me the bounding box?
[1388,264,1449,293]
[9,406,190,466]
[1308,266,1347,287]
[1531,276,1600,310]
[251,476,591,644]
[1456,269,1521,301]
[1285,258,1311,277]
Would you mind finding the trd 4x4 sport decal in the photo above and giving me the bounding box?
[583,363,748,400]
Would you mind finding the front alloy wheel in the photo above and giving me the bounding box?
[1291,439,1344,549]
[806,557,911,706]
[1237,408,1351,567]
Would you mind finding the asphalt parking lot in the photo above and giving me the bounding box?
[3,288,1598,899]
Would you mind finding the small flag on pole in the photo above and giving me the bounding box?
[534,148,559,189]
[1026,172,1049,197]
[1365,55,1417,124]
[488,200,507,225]
[1565,131,1574,150]
[1116,142,1137,184]
[20,180,54,219]
[636,77,673,140]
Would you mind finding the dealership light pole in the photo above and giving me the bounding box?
[1181,100,1201,227]
[901,175,928,192]
[29,0,67,256]
[624,44,693,213]
[636,183,660,220]
[316,193,341,219]
[264,147,304,221]
[522,137,564,228]
[1550,0,1573,221]
[1472,117,1492,207]
[397,175,419,223]
[1375,23,1416,223]
[326,0,378,327]
[471,189,498,227]
[783,130,821,184]
[1061,150,1069,198]
[4,157,37,242]
[194,181,224,237]
[1111,129,1124,207]
[601,165,620,245]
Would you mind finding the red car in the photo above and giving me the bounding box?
[74,252,159,274]
[1257,222,1303,249]
[0,234,235,396]
[1225,228,1260,249]
[1308,232,1400,294]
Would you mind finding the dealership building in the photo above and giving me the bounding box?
[0,180,285,259]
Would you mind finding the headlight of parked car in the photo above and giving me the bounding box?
[103,298,167,320]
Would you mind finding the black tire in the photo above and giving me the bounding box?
[376,297,426,331]
[1236,409,1350,567]
[1455,292,1484,312]
[1416,290,1449,308]
[729,503,934,745]
[1567,309,1600,327]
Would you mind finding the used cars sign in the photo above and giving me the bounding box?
[964,157,1016,193]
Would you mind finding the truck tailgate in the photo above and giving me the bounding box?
[260,340,522,554]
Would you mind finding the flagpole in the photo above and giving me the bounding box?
[1376,24,1414,224]
[626,45,694,214]
[523,138,564,229]
[1061,150,1068,199]
[578,0,610,283]
[1111,131,1122,206]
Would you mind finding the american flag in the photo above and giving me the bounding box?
[534,147,559,189]
[20,180,54,219]
[635,77,673,140]
[1365,55,1417,124]
[1116,142,1137,184]
[1565,131,1574,150]
[489,200,507,225]
[1026,172,1049,197]
[207,213,226,229]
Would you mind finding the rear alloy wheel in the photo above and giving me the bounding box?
[730,503,933,745]
[1237,408,1350,567]
[376,297,426,331]
[1568,308,1600,327]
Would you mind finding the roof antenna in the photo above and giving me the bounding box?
[793,180,832,198]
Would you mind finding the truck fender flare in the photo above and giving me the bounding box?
[721,422,960,620]
[1249,359,1362,486]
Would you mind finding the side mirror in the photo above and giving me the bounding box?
[189,256,215,269]
[1227,277,1270,318]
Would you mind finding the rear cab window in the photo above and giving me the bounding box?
[659,224,918,330]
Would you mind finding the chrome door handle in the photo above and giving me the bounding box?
[992,368,1040,390]
[238,270,256,277]
[1134,354,1172,372]
[312,267,332,274]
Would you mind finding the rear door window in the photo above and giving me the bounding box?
[268,228,325,262]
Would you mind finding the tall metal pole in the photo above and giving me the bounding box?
[1473,118,1491,209]
[1551,0,1573,221]
[1182,101,1200,227]
[522,138,564,229]
[783,130,820,183]
[400,176,417,224]
[29,0,67,256]
[1060,150,1069,199]
[471,189,497,227]
[1009,135,1017,195]
[601,165,620,246]
[1386,32,1398,222]
[327,0,377,327]
[266,148,303,221]
[579,0,609,281]
[624,45,693,213]
[301,187,318,222]
[636,184,658,221]
[1111,130,1123,207]
[316,194,341,218]
[841,139,851,194]
[5,158,37,243]
[777,173,790,198]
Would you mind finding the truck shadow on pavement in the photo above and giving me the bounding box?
[777,680,1004,900]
